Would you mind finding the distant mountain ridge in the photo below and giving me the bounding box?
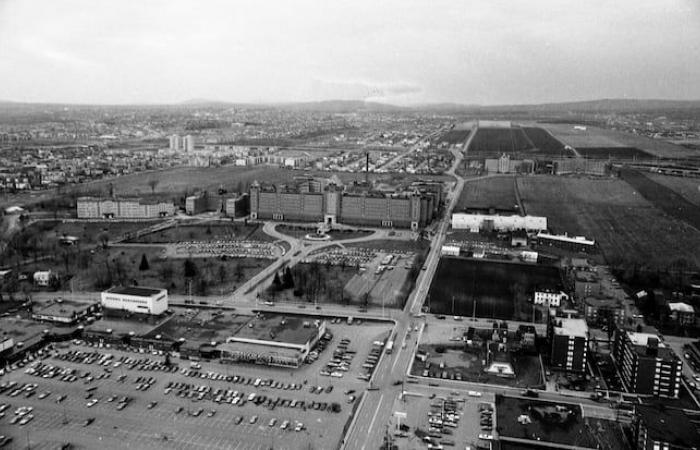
[2,98,700,112]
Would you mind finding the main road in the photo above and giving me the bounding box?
[343,136,472,450]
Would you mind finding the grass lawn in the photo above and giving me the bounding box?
[518,175,700,268]
[129,222,274,243]
[646,173,700,207]
[262,262,358,305]
[18,245,272,296]
[345,239,429,253]
[275,224,374,241]
[455,176,518,212]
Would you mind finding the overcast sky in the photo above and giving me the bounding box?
[0,0,698,105]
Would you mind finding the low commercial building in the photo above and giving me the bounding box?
[613,330,682,398]
[100,286,168,315]
[548,318,588,372]
[33,270,55,287]
[634,404,700,450]
[31,298,100,325]
[220,316,327,368]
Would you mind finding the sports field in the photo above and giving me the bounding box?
[455,176,518,212]
[427,257,561,321]
[517,175,700,268]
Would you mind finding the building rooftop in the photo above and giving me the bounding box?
[553,318,588,337]
[233,314,321,346]
[627,331,666,348]
[637,405,700,449]
[668,302,694,313]
[33,298,97,319]
[218,341,303,360]
[143,310,249,346]
[104,286,165,297]
[84,309,168,337]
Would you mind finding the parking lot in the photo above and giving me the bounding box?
[0,320,393,449]
[388,386,496,450]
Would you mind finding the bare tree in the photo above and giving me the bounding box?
[148,179,159,194]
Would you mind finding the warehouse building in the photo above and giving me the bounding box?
[613,330,682,398]
[548,317,588,372]
[535,232,596,253]
[451,212,547,232]
[101,286,168,315]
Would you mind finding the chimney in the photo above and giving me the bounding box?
[646,337,659,357]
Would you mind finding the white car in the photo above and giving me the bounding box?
[468,391,482,397]
[86,399,99,408]
[478,433,493,440]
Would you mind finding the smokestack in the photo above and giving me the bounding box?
[365,152,369,185]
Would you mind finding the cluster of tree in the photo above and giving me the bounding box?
[266,262,348,305]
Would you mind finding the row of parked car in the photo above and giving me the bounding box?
[55,350,178,373]
[180,367,305,391]
[320,337,354,378]
[164,380,342,413]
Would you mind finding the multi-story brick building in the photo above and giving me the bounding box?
[77,197,175,219]
[548,317,588,372]
[249,179,438,230]
[613,330,682,398]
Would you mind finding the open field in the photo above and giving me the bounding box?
[517,175,700,268]
[427,257,561,321]
[2,219,159,262]
[467,127,534,155]
[578,147,653,159]
[129,222,274,244]
[620,168,700,230]
[496,396,628,450]
[543,123,699,159]
[645,173,700,207]
[438,128,471,145]
[455,176,519,213]
[57,165,454,199]
[521,127,569,155]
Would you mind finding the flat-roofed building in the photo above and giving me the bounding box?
[613,330,682,398]
[548,317,588,372]
[101,286,168,315]
[77,197,175,219]
[32,298,99,325]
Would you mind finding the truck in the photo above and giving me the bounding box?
[385,340,394,355]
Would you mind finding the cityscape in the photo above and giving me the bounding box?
[1,1,700,450]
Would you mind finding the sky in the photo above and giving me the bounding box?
[0,0,699,105]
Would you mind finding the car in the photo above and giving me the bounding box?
[207,409,216,417]
[281,420,290,430]
[84,417,95,427]
[56,394,67,403]
[19,414,34,425]
[86,399,98,408]
[478,434,493,440]
[249,415,258,424]
[468,391,482,397]
[325,385,333,393]
[294,422,304,432]
[147,401,158,409]
[268,418,277,427]
[522,389,539,398]
[38,391,51,399]
[234,416,244,425]
[117,402,127,410]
